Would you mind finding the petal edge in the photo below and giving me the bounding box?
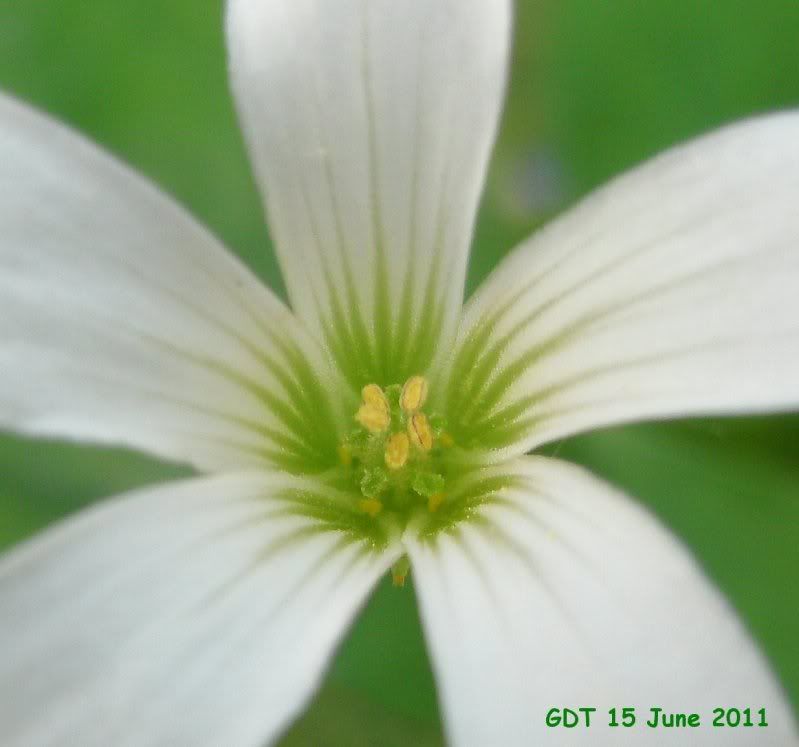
[406,456,797,746]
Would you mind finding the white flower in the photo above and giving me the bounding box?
[1,1,798,745]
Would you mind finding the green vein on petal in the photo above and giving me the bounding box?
[118,309,343,473]
[196,524,365,615]
[447,249,745,452]
[275,485,394,551]
[373,241,393,383]
[404,249,445,377]
[363,16,393,387]
[389,250,417,381]
[414,469,525,540]
[270,338,340,440]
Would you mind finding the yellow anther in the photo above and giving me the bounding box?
[362,383,389,409]
[391,557,410,587]
[400,375,429,412]
[438,431,454,448]
[384,432,410,470]
[338,444,352,467]
[428,492,445,513]
[408,412,434,452]
[358,498,383,517]
[356,403,390,433]
[356,384,390,433]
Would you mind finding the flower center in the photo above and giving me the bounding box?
[339,376,454,521]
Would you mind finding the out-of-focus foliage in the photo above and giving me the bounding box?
[0,2,797,743]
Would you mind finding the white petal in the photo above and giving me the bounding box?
[227,0,511,387]
[406,457,797,746]
[0,473,399,746]
[0,92,338,473]
[448,113,799,454]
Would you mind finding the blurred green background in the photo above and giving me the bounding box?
[1,1,798,743]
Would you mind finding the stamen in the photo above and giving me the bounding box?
[391,556,411,587]
[338,444,352,467]
[384,432,410,470]
[428,492,445,513]
[363,383,389,409]
[400,375,429,412]
[358,498,383,517]
[356,404,389,433]
[408,412,433,451]
[344,375,450,542]
[356,383,390,433]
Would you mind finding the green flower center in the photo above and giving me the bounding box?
[339,376,455,520]
[271,370,518,587]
